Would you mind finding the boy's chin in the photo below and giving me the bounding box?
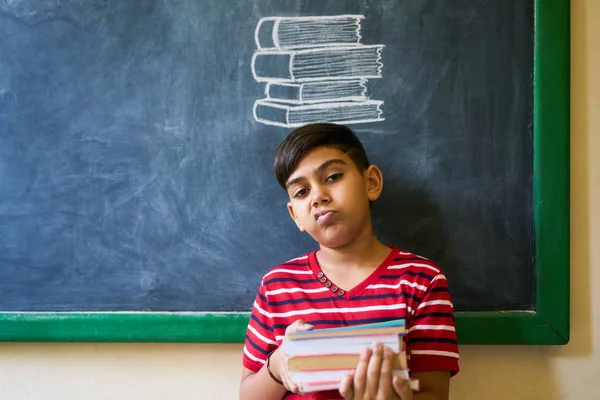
[311,228,356,249]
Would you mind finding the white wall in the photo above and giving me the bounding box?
[1,0,598,398]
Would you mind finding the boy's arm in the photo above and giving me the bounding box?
[241,320,313,399]
[410,371,450,400]
[239,281,289,400]
[405,268,459,400]
[239,363,288,400]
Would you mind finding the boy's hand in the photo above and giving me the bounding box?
[271,319,313,394]
[339,343,414,400]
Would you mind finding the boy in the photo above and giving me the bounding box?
[239,123,459,400]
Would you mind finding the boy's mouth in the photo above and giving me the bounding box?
[314,210,336,222]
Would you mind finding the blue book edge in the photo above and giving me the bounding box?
[291,318,406,337]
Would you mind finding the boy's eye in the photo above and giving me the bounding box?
[326,173,342,182]
[293,188,308,198]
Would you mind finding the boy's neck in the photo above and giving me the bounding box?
[316,228,391,272]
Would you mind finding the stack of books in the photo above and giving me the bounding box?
[282,319,418,394]
[251,15,385,128]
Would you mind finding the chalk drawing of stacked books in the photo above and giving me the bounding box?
[251,15,385,128]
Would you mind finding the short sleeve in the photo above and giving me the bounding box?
[242,280,279,373]
[406,273,460,376]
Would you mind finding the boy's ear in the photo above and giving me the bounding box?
[287,202,305,232]
[365,164,384,201]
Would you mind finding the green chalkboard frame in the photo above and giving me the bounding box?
[0,0,569,345]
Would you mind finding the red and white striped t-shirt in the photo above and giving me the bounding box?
[242,246,459,400]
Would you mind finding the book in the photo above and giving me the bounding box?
[281,319,417,394]
[251,45,384,83]
[265,80,368,104]
[253,99,384,128]
[283,331,404,357]
[289,369,420,393]
[287,318,405,340]
[250,14,386,128]
[254,15,364,50]
[287,351,408,372]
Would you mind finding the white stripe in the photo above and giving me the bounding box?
[417,300,454,310]
[244,346,266,364]
[387,264,412,270]
[248,325,277,346]
[411,350,459,359]
[367,280,428,292]
[269,303,408,318]
[287,255,308,262]
[253,302,272,319]
[432,274,447,282]
[275,335,285,341]
[407,324,455,333]
[263,268,312,278]
[266,287,329,296]
[388,262,440,274]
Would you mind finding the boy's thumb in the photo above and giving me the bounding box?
[295,319,313,330]
[288,319,313,333]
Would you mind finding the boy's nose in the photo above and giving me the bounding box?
[311,189,331,207]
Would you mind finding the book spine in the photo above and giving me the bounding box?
[253,100,290,128]
[251,51,294,82]
[265,82,302,103]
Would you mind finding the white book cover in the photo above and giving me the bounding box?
[265,80,368,104]
[253,99,385,128]
[255,15,364,50]
[251,45,384,83]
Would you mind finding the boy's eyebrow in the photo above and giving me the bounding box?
[285,159,348,189]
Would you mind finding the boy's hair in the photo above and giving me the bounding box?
[273,123,370,189]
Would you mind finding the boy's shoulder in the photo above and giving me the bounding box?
[381,247,446,292]
[389,247,443,273]
[259,251,315,287]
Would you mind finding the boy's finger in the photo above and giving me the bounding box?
[286,319,313,334]
[366,342,383,397]
[393,376,412,400]
[287,319,304,333]
[301,322,313,330]
[377,346,394,398]
[280,351,301,393]
[353,346,371,397]
[338,370,355,399]
[282,374,301,394]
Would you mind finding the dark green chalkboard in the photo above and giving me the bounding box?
[0,0,569,344]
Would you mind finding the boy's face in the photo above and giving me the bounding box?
[285,146,383,249]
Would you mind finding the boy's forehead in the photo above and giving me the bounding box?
[292,147,350,172]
